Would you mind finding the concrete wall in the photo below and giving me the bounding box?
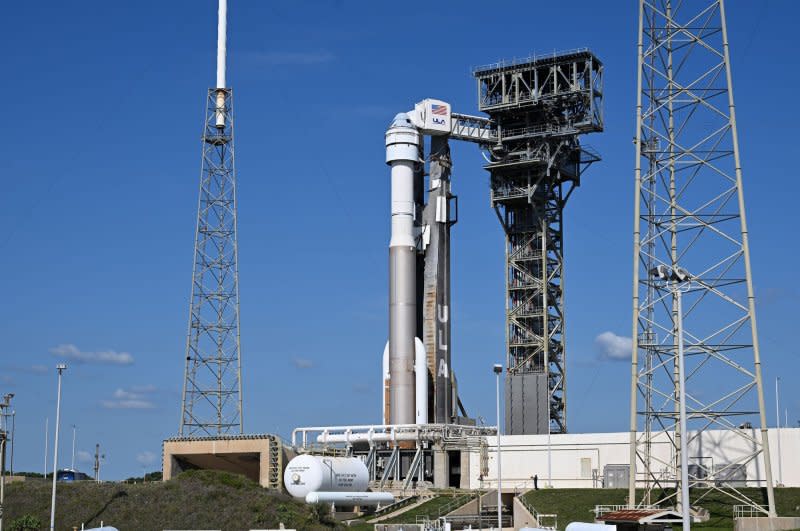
[162,435,285,490]
[734,517,800,531]
[469,428,799,490]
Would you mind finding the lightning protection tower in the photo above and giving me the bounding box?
[628,0,775,515]
[474,51,603,435]
[180,0,243,436]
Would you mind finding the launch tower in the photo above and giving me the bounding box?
[474,51,602,435]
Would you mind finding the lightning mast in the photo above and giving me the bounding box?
[180,0,243,436]
[628,0,775,516]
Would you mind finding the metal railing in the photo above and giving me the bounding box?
[473,48,591,73]
[518,495,558,530]
[733,505,770,518]
[594,504,660,518]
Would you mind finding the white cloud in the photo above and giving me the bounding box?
[594,331,632,361]
[101,399,155,409]
[77,450,93,464]
[101,385,156,409]
[50,344,134,365]
[136,451,157,466]
[292,357,314,369]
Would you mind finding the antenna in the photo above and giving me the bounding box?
[215,0,227,127]
[216,0,227,89]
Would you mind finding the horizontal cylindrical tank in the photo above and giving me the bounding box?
[565,524,617,531]
[305,491,395,506]
[284,455,369,499]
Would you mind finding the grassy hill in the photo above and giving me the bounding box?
[3,470,336,531]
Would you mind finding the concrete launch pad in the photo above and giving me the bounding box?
[162,433,290,490]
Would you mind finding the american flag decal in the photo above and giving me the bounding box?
[431,104,448,116]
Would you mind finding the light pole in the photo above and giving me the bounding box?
[652,265,691,530]
[71,425,77,471]
[9,411,15,477]
[0,393,15,531]
[50,364,67,531]
[775,377,782,486]
[44,418,48,477]
[547,377,562,489]
[493,363,503,531]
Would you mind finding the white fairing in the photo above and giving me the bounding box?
[284,455,369,499]
[305,491,394,506]
[565,524,617,531]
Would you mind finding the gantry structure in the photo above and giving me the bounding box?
[473,51,603,434]
[628,0,775,515]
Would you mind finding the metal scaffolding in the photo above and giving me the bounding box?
[628,0,775,516]
[180,87,243,436]
[473,51,603,435]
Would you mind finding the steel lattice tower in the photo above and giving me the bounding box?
[180,0,243,436]
[628,0,775,515]
[474,51,602,435]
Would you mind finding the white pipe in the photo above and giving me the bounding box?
[216,0,227,89]
[315,432,419,444]
[305,491,394,506]
[415,337,428,424]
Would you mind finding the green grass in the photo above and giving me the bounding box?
[4,470,337,531]
[522,487,800,529]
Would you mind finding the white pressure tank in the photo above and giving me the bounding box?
[284,454,369,499]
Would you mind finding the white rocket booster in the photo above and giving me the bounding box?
[385,113,420,426]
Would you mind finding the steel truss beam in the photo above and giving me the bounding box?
[180,88,244,436]
[628,0,775,516]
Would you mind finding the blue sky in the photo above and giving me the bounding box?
[2,1,797,479]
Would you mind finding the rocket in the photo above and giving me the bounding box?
[384,113,422,426]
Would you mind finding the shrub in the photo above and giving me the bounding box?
[9,514,42,531]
